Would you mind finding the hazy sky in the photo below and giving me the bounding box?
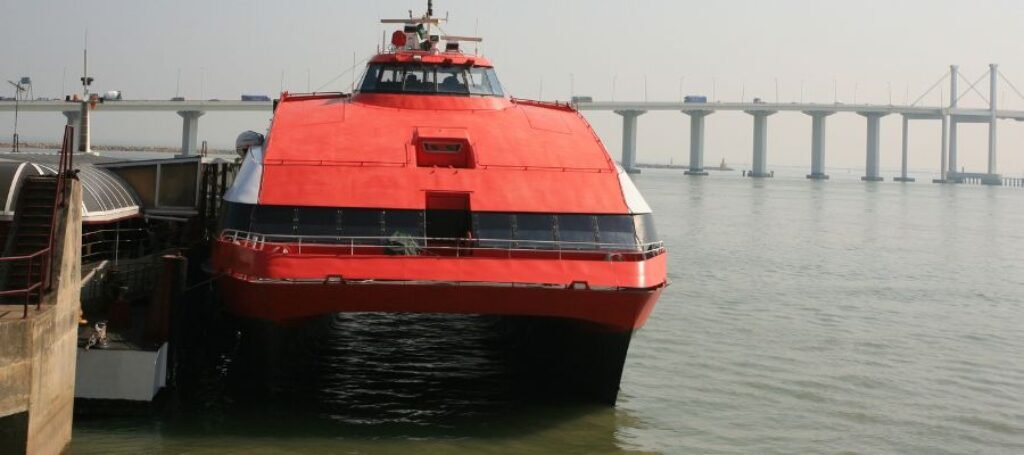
[2,0,1023,176]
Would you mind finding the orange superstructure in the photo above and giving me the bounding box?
[212,3,667,403]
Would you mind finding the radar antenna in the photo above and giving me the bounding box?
[380,1,483,53]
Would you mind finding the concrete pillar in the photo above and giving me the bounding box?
[858,112,887,181]
[988,63,998,176]
[614,110,645,174]
[940,113,948,181]
[61,110,81,154]
[0,181,82,455]
[933,113,951,183]
[948,65,959,178]
[77,102,92,154]
[178,110,205,157]
[744,110,777,178]
[894,115,915,182]
[683,110,713,175]
[804,111,832,179]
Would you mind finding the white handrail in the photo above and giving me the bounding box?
[218,228,664,256]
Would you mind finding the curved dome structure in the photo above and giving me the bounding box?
[0,157,141,223]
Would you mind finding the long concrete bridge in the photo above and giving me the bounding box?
[0,100,271,156]
[2,64,1023,185]
[576,64,1024,184]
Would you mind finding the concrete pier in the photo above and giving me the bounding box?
[988,63,998,175]
[683,110,713,175]
[948,65,959,178]
[0,180,82,455]
[178,110,205,157]
[61,111,81,156]
[859,112,887,181]
[745,110,776,178]
[805,111,832,179]
[894,115,915,182]
[615,110,645,174]
[77,102,92,154]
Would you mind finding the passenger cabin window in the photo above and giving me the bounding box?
[221,202,657,251]
[557,215,598,247]
[514,214,556,248]
[358,63,504,97]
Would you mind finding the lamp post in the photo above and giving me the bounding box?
[6,80,25,152]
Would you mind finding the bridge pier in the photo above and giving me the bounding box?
[939,113,949,182]
[988,63,998,176]
[177,110,205,157]
[614,110,645,174]
[744,110,776,178]
[894,115,915,182]
[804,111,832,179]
[858,112,887,181]
[683,110,713,175]
[61,110,81,155]
[947,65,959,179]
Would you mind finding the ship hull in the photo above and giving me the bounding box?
[228,311,642,405]
[218,275,663,332]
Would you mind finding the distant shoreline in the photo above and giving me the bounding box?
[637,163,735,171]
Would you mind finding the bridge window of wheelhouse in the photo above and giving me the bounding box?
[358,63,504,97]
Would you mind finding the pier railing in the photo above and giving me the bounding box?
[220,229,665,261]
[0,125,74,317]
[81,226,150,263]
[0,250,49,316]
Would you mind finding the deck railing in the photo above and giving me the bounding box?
[81,227,150,263]
[220,229,665,261]
[0,125,74,317]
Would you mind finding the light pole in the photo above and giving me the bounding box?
[6,80,25,152]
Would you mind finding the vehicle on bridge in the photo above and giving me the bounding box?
[241,94,270,101]
[684,95,707,103]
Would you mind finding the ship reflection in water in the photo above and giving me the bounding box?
[71,313,651,453]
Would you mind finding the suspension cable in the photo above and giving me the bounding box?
[910,72,948,107]
[956,71,989,105]
[997,70,1024,102]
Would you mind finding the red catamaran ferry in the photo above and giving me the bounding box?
[212,3,667,403]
